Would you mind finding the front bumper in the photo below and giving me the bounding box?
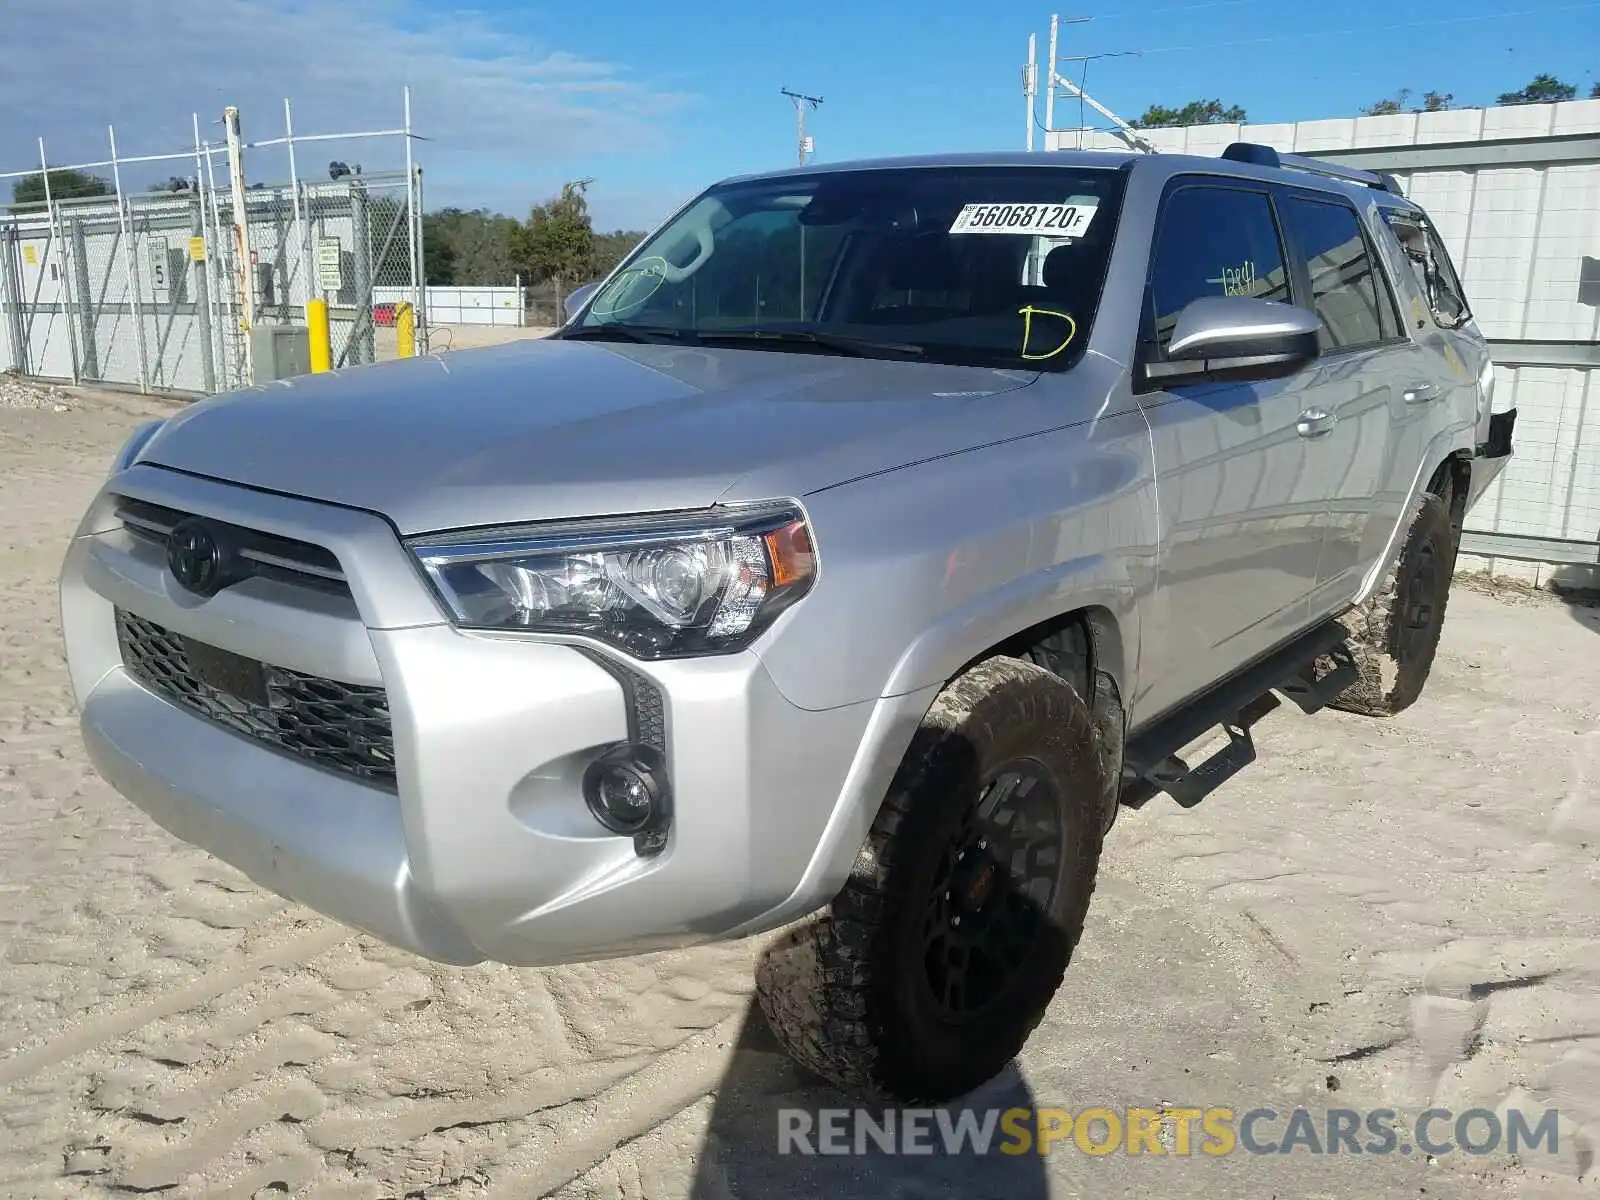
[60,465,929,967]
[1465,406,1517,514]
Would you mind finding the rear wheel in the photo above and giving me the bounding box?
[755,656,1106,1102]
[1331,492,1457,717]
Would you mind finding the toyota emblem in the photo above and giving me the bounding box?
[167,519,223,596]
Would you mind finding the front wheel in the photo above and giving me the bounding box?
[755,656,1107,1102]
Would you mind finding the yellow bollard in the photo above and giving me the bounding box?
[396,302,416,359]
[307,298,332,373]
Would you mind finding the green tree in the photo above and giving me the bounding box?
[1362,89,1411,116]
[1132,99,1246,128]
[11,168,111,207]
[1497,73,1577,105]
[591,229,648,279]
[423,207,521,286]
[1363,88,1452,115]
[1591,81,1600,99]
[512,180,597,296]
[422,214,460,285]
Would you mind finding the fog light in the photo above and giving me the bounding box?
[583,743,670,842]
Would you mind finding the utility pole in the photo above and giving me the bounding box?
[781,88,824,165]
[1045,15,1060,138]
[1034,14,1154,155]
[1024,32,1038,150]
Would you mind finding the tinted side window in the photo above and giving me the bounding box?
[1281,197,1398,351]
[1148,185,1289,352]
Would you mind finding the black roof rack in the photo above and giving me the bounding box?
[1221,142,1404,195]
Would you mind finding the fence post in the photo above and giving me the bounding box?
[307,297,332,371]
[68,217,98,380]
[201,135,235,389]
[0,226,26,374]
[284,98,315,322]
[39,139,83,386]
[108,125,151,393]
[403,85,427,355]
[349,180,375,366]
[190,198,216,393]
[223,106,255,385]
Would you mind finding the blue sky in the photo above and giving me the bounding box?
[2,0,1596,232]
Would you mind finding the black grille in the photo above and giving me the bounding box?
[115,609,396,789]
[115,496,350,597]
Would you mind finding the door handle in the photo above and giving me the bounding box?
[1403,382,1440,404]
[1297,408,1336,438]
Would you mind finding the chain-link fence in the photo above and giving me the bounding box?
[0,98,424,395]
[519,279,559,327]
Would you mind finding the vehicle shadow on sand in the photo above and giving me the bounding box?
[1538,568,1600,636]
[687,995,1053,1200]
[1561,588,1600,636]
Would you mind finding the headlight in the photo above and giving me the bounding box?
[407,503,817,659]
[111,419,166,476]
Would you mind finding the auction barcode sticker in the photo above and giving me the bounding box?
[949,202,1098,238]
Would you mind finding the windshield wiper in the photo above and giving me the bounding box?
[693,329,925,359]
[559,324,690,345]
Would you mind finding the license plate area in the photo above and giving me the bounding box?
[182,637,270,707]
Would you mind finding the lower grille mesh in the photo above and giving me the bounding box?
[115,609,396,789]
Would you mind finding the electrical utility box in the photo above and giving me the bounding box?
[250,323,312,382]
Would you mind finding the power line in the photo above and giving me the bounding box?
[1081,0,1269,19]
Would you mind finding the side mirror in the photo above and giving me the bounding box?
[1138,297,1320,390]
[560,281,601,323]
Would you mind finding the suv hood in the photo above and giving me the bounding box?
[140,338,1041,534]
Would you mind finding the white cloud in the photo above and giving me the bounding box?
[0,0,695,225]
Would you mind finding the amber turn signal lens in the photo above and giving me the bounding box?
[764,520,816,589]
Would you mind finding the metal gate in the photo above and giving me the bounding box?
[0,170,421,394]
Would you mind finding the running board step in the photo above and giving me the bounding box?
[1120,619,1354,811]
[1141,691,1281,809]
[1276,642,1358,714]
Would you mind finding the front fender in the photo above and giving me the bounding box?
[750,406,1157,713]
[880,551,1137,700]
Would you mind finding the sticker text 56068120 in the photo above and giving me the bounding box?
[949,202,1098,238]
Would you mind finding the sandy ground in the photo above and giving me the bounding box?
[372,324,556,362]
[1,385,1598,1199]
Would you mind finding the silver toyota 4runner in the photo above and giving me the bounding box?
[60,144,1516,1102]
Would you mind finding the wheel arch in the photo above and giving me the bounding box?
[969,604,1128,834]
[1426,450,1472,539]
[1358,429,1475,603]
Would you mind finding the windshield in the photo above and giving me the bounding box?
[564,164,1127,371]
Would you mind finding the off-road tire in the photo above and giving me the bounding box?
[754,656,1106,1102]
[1330,492,1457,717]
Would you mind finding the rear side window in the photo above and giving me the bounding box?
[1147,185,1289,352]
[1280,197,1400,351]
[1383,211,1471,329]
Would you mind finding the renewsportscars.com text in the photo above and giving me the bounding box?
[777,1106,1561,1158]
